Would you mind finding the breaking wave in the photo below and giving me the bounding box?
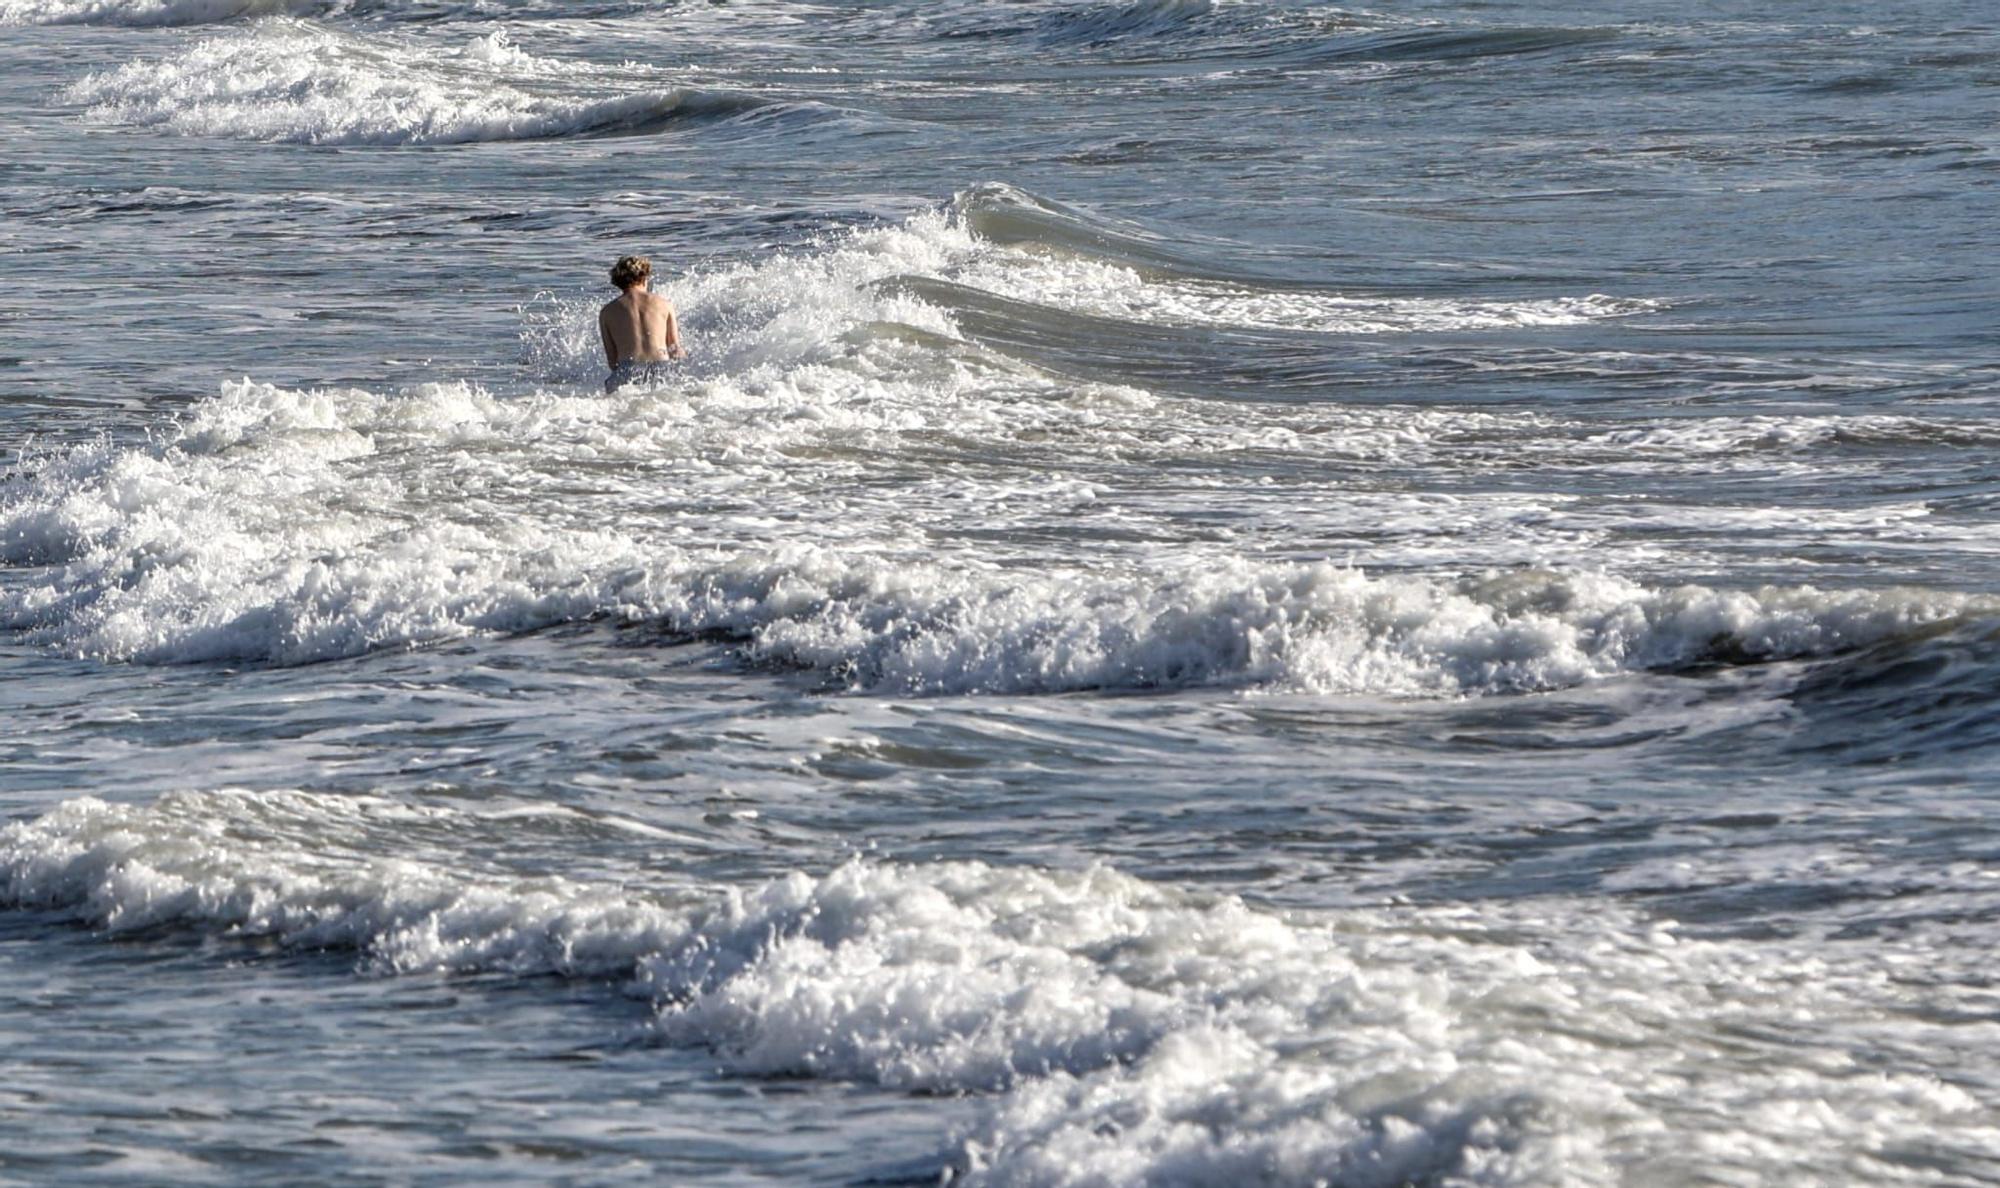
[0,191,1969,689]
[0,0,333,25]
[3,0,662,26]
[3,788,1992,1185]
[0,369,1970,688]
[62,20,790,145]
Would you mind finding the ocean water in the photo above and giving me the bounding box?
[3,0,2000,1183]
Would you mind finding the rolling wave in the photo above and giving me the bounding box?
[0,0,333,25]
[927,1,1618,70]
[1779,619,2000,764]
[943,185,1664,331]
[942,0,1222,47]
[938,184,1664,335]
[62,20,799,146]
[0,369,1973,689]
[5,788,1992,1184]
[1317,25,1623,64]
[0,0,658,25]
[0,195,1963,690]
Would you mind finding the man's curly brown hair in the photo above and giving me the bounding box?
[610,255,652,289]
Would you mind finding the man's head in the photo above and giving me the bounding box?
[610,255,652,291]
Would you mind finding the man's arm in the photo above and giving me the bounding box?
[598,304,618,368]
[662,302,686,360]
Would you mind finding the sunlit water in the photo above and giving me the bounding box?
[4,1,2000,1183]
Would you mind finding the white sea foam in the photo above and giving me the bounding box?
[951,249,1660,335]
[0,0,328,25]
[935,185,1659,333]
[0,372,1971,686]
[0,206,1977,688]
[1587,413,2000,454]
[62,19,763,145]
[5,789,1996,1185]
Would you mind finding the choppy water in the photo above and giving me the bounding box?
[4,1,2000,1184]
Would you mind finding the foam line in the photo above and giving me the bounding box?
[62,20,775,146]
[0,0,331,26]
[0,379,1972,688]
[0,203,1975,689]
[4,789,1992,1185]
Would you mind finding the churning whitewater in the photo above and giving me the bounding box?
[3,1,1998,1185]
[3,200,1975,688]
[7,788,1997,1185]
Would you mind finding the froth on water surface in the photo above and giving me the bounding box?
[5,0,2000,1184]
[6,786,1999,1184]
[6,192,1990,692]
[57,19,840,146]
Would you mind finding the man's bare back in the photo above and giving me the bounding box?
[599,255,685,392]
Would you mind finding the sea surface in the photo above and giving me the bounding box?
[3,1,1999,1184]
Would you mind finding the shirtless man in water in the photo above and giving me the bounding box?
[599,254,685,393]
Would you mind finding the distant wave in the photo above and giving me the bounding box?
[938,184,1664,335]
[922,257,1656,336]
[0,0,656,24]
[927,1,1617,68]
[62,20,790,146]
[5,788,1989,1183]
[939,0,1221,47]
[1314,25,1622,64]
[1032,0,1215,45]
[0,0,333,25]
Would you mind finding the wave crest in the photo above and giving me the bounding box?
[0,0,333,26]
[62,20,779,145]
[5,789,1990,1185]
[0,198,1966,691]
[940,184,1663,333]
[0,373,1972,690]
